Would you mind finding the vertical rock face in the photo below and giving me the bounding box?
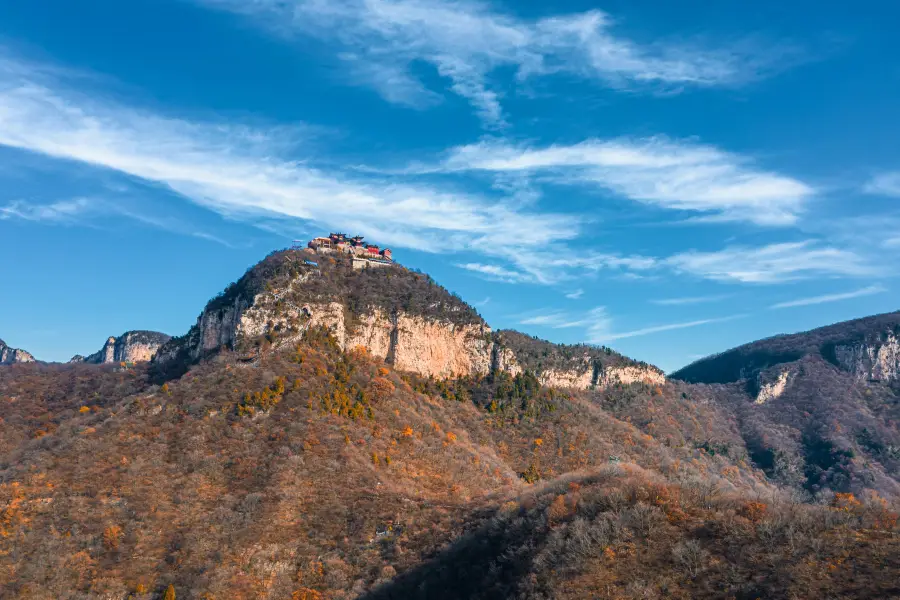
[491,345,523,377]
[155,282,660,386]
[492,330,665,390]
[754,369,793,405]
[153,250,664,387]
[833,332,900,383]
[597,365,667,387]
[167,294,493,380]
[391,314,492,379]
[0,339,35,365]
[75,331,171,364]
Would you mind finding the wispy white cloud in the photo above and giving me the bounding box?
[434,137,814,226]
[195,0,800,126]
[585,307,614,343]
[592,314,747,342]
[519,305,742,344]
[520,311,589,328]
[769,284,887,309]
[491,247,659,286]
[0,53,577,256]
[520,307,612,341]
[0,196,239,247]
[565,289,584,299]
[666,241,875,283]
[456,262,534,283]
[0,197,91,222]
[461,237,874,288]
[864,172,900,197]
[650,294,732,306]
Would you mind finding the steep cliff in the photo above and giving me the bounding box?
[831,331,900,382]
[753,368,794,404]
[153,249,661,388]
[73,330,171,364]
[153,250,491,380]
[493,330,665,389]
[0,338,35,365]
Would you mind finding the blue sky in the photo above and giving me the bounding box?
[0,0,898,371]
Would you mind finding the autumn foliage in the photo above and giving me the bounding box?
[0,327,898,600]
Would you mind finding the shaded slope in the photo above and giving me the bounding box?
[671,311,900,384]
[669,312,900,499]
[363,467,900,600]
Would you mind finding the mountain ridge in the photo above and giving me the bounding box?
[671,310,900,385]
[1,245,899,599]
[0,338,35,365]
[70,330,171,365]
[151,248,664,390]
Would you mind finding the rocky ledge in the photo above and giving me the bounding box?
[0,338,35,365]
[71,330,171,364]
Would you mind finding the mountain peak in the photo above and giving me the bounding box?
[152,240,664,389]
[71,330,171,365]
[0,338,35,365]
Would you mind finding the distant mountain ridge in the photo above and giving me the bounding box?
[672,311,900,498]
[69,330,171,365]
[671,310,900,385]
[0,338,34,364]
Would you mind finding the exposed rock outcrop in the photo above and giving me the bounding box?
[493,330,665,390]
[153,249,664,389]
[491,345,523,377]
[157,290,492,380]
[832,332,900,383]
[74,331,171,364]
[754,369,793,405]
[0,338,35,365]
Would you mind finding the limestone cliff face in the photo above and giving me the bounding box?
[153,250,664,387]
[754,369,793,405]
[75,331,171,364]
[537,366,594,389]
[244,289,493,378]
[536,362,665,389]
[491,345,523,377]
[153,296,251,366]
[0,339,35,365]
[392,314,492,378]
[154,269,659,386]
[833,332,900,383]
[156,275,493,380]
[491,330,665,391]
[598,365,667,387]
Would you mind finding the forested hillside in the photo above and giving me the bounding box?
[2,257,899,599]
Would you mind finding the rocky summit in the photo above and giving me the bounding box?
[1,245,899,600]
[0,338,35,365]
[70,330,171,365]
[153,248,664,389]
